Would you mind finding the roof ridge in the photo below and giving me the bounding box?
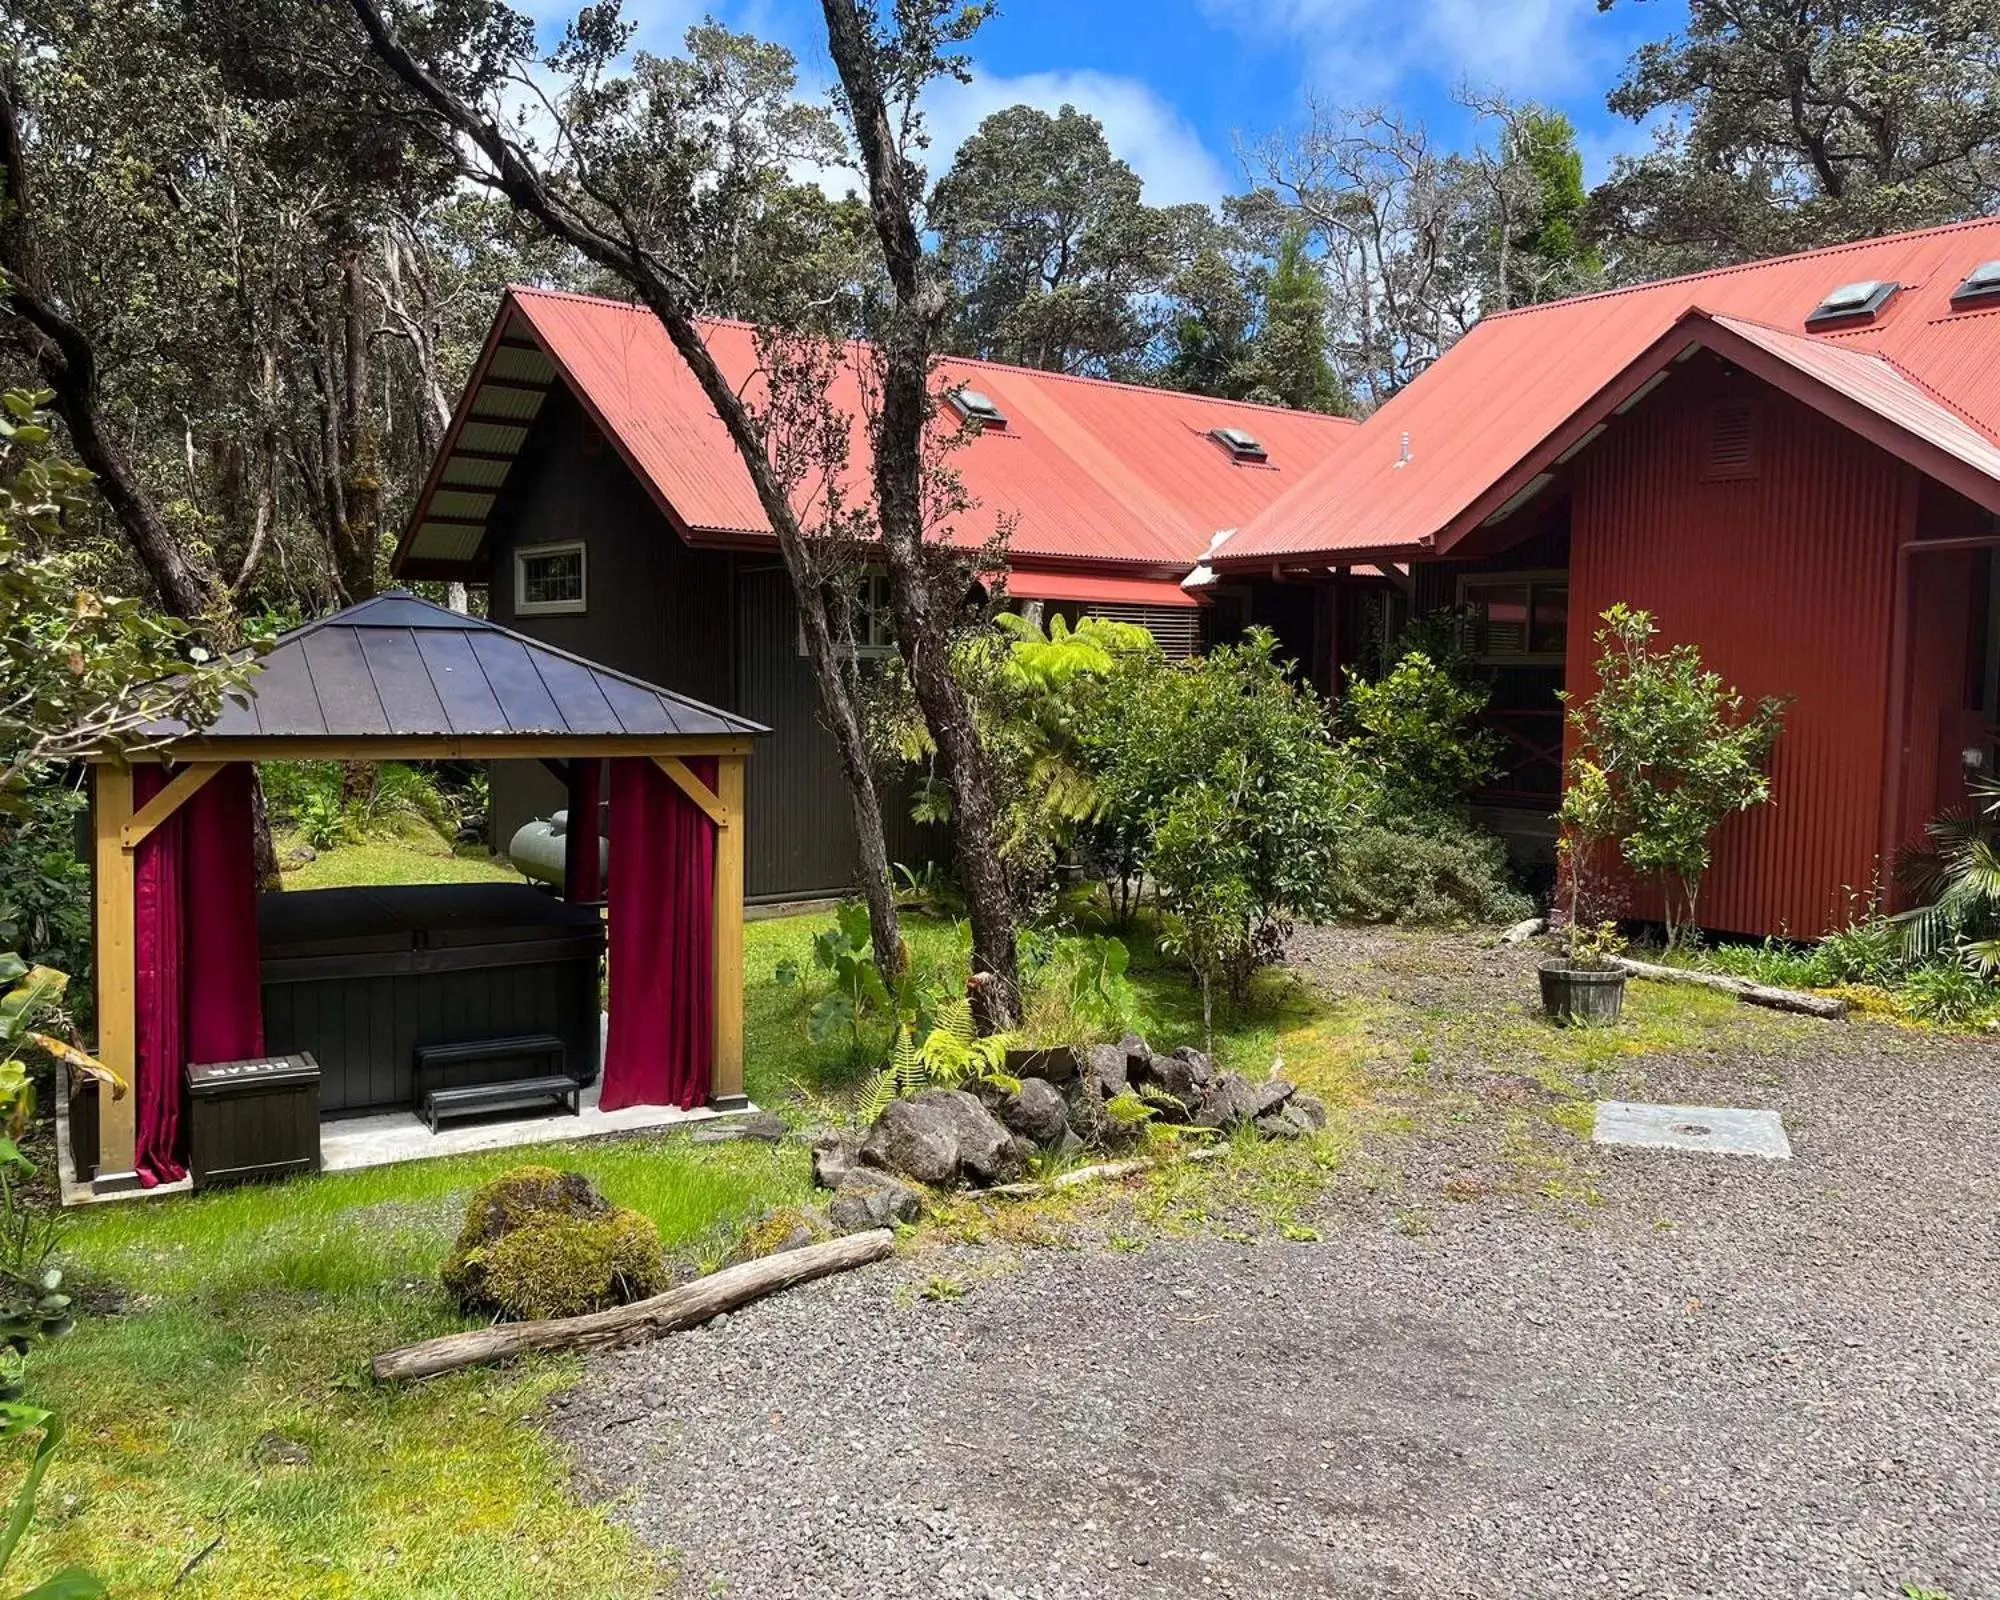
[1482,215,2000,324]
[502,284,1360,423]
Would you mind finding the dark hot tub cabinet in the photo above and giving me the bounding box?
[257,883,604,1117]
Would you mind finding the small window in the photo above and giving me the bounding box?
[514,541,586,616]
[1459,572,1568,664]
[1952,260,2000,307]
[1805,279,1898,327]
[949,387,1007,430]
[1209,426,1268,463]
[800,572,897,659]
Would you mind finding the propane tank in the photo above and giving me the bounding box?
[508,809,607,891]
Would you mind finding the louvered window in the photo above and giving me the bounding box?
[1704,401,1756,480]
[1457,571,1568,664]
[1082,603,1202,659]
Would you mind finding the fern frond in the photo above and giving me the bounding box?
[1104,1089,1157,1126]
[859,1066,899,1124]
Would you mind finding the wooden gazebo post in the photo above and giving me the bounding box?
[89,764,139,1191]
[710,754,747,1109]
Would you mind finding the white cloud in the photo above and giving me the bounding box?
[1212,0,1617,103]
[918,69,1236,206]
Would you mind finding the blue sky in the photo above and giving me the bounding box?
[545,0,1690,205]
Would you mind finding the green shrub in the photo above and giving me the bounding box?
[1340,650,1500,821]
[0,785,89,989]
[1333,825,1533,927]
[1899,960,1998,1027]
[1561,604,1786,949]
[441,1165,663,1320]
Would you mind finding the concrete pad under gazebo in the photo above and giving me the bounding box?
[76,591,765,1200]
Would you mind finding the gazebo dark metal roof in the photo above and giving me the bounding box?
[156,591,765,746]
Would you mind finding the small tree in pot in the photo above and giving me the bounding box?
[1544,757,1629,1024]
[1544,605,1786,1021]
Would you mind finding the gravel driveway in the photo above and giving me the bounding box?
[554,931,2000,1599]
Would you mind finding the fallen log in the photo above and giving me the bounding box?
[984,1142,1226,1200]
[373,1228,895,1384]
[1609,956,1848,1020]
[1501,916,1548,945]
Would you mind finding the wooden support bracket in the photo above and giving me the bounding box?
[120,762,225,853]
[651,756,728,829]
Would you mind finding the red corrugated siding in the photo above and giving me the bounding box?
[1570,363,1911,936]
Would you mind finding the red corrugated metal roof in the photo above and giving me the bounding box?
[398,289,1358,578]
[999,570,1203,608]
[1225,216,2000,564]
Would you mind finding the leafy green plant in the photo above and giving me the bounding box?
[0,1396,104,1599]
[859,997,1019,1121]
[1897,775,2000,974]
[1332,823,1532,927]
[293,791,348,852]
[1340,648,1501,821]
[0,390,256,806]
[1088,630,1368,1025]
[1899,959,1997,1026]
[1561,605,1785,950]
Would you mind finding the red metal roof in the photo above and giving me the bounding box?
[999,570,1203,608]
[397,289,1358,579]
[1223,216,2000,565]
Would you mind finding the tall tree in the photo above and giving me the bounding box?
[1233,228,1349,413]
[931,103,1207,378]
[1246,91,1601,406]
[818,0,1025,1027]
[1592,0,2000,273]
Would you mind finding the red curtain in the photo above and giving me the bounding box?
[131,763,264,1186]
[602,757,714,1110]
[563,759,603,905]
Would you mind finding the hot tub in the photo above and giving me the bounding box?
[257,883,604,1116]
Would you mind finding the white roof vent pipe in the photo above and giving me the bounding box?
[1394,432,1412,469]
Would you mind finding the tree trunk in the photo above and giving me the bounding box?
[817,0,1020,1029]
[333,246,380,606]
[371,1229,895,1382]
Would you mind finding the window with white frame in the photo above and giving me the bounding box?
[1457,571,1568,663]
[799,571,897,658]
[515,541,587,616]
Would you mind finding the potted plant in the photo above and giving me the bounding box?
[1541,757,1629,1025]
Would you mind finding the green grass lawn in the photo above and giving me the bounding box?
[12,842,1371,1597]
[279,832,523,891]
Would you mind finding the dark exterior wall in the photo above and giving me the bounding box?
[1567,358,1915,937]
[1412,520,1571,815]
[481,387,942,901]
[733,565,942,899]
[1900,481,1990,851]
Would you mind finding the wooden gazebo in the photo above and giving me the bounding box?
[83,592,763,1196]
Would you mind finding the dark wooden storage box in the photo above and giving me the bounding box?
[186,1053,322,1189]
[257,884,604,1116]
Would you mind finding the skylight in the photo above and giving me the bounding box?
[1209,426,1268,463]
[1952,260,2000,307]
[949,387,1007,429]
[1805,279,1898,326]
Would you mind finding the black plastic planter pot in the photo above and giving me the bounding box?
[1538,962,1627,1026]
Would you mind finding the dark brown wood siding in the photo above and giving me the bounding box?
[482,388,942,900]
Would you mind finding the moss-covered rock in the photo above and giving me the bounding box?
[441,1165,663,1320]
[727,1205,828,1265]
[478,1209,665,1321]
